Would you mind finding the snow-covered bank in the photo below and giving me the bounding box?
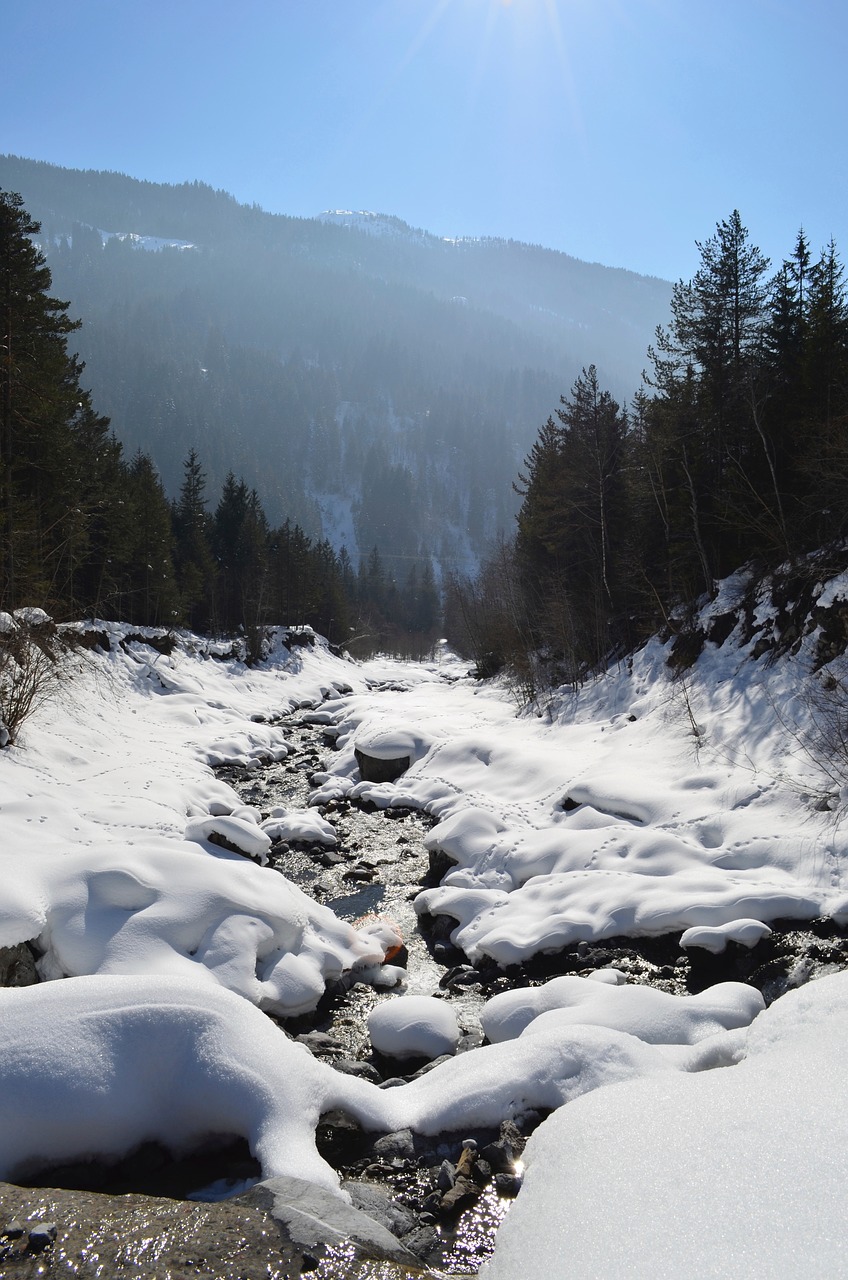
[319,567,848,963]
[0,625,396,1016]
[481,969,848,1279]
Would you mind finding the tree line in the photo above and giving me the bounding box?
[0,190,439,655]
[447,212,848,687]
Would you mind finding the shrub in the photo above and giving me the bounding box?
[0,616,63,746]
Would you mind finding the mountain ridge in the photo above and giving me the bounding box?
[0,154,672,573]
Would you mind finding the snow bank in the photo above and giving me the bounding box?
[314,583,848,965]
[0,626,395,1015]
[0,974,344,1192]
[0,972,700,1195]
[481,970,848,1279]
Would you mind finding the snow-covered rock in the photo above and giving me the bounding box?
[481,975,765,1045]
[261,808,338,846]
[368,995,460,1060]
[680,918,774,952]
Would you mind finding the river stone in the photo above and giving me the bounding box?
[354,748,411,783]
[342,1181,418,1239]
[0,1180,305,1278]
[241,1175,422,1266]
[0,943,38,987]
[370,1129,417,1162]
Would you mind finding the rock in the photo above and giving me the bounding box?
[296,1031,344,1055]
[343,1181,417,1239]
[494,1171,523,1197]
[370,1129,417,1163]
[480,1120,525,1173]
[0,942,38,987]
[440,1175,481,1214]
[242,1175,423,1267]
[315,1110,367,1166]
[354,748,411,784]
[436,1160,455,1192]
[397,1224,440,1261]
[0,1180,307,1278]
[27,1221,57,1252]
[332,1058,382,1083]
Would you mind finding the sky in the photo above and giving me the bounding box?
[2,0,846,282]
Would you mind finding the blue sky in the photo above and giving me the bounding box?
[3,0,846,281]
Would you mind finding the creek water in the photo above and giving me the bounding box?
[219,712,510,1274]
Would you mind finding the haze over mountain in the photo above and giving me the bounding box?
[0,154,671,573]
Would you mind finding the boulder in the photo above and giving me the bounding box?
[355,749,411,783]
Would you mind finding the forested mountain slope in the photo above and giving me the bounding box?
[0,155,670,573]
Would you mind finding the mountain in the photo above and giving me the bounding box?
[0,155,672,574]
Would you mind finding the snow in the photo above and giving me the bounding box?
[260,806,338,846]
[481,975,765,1045]
[2,569,848,1269]
[99,228,196,252]
[0,626,394,1015]
[367,994,460,1059]
[680,918,774,953]
[310,589,848,962]
[480,970,848,1280]
[0,973,344,1192]
[316,210,427,242]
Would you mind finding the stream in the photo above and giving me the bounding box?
[218,710,512,1275]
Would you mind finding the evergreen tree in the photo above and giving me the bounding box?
[517,366,630,668]
[1,189,114,613]
[123,451,179,626]
[212,473,269,633]
[648,211,771,575]
[173,448,216,630]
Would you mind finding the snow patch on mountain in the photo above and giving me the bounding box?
[99,228,197,252]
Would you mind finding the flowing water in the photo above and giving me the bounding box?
[219,712,514,1274]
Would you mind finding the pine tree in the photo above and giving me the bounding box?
[122,452,179,626]
[1,189,114,613]
[173,448,216,630]
[648,211,771,575]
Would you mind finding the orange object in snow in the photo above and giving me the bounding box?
[354,912,404,962]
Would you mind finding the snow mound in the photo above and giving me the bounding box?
[368,995,460,1060]
[481,975,765,1045]
[185,813,273,863]
[680,918,774,952]
[261,807,338,846]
